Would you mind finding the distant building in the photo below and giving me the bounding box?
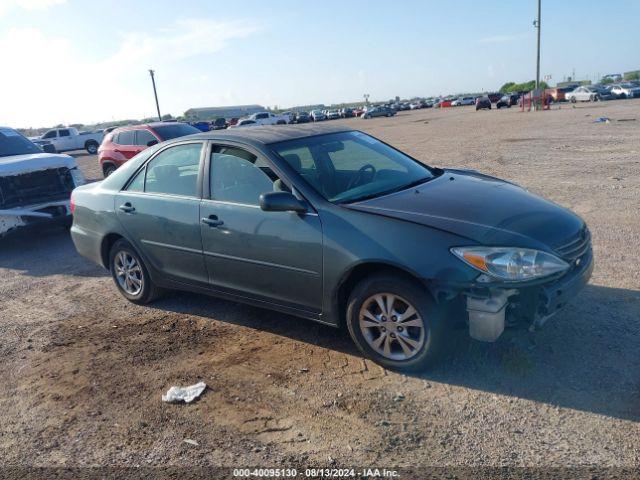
[557,79,591,88]
[603,73,622,82]
[184,105,265,120]
[287,104,325,113]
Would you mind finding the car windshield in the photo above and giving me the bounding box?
[0,128,43,158]
[152,123,200,141]
[271,131,438,204]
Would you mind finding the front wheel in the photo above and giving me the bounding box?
[570,96,577,103]
[109,239,164,304]
[346,274,446,371]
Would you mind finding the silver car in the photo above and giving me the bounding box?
[565,86,600,103]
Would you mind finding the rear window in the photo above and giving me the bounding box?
[153,124,200,141]
[0,128,42,158]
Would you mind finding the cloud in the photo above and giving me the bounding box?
[113,18,262,66]
[479,33,529,44]
[0,18,263,126]
[0,0,66,15]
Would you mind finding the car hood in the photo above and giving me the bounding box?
[347,169,584,251]
[0,152,78,176]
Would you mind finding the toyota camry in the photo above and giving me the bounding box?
[71,125,593,371]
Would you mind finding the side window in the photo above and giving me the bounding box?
[210,146,282,205]
[126,168,145,192]
[256,113,268,120]
[59,129,70,137]
[277,146,316,173]
[43,130,57,139]
[135,130,158,147]
[118,130,135,146]
[144,143,202,197]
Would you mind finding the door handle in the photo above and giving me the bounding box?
[202,215,224,227]
[119,203,135,213]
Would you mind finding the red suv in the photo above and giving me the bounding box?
[98,122,200,177]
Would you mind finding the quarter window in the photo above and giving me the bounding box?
[144,143,202,197]
[210,146,282,205]
[126,168,145,192]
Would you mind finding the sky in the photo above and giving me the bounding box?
[1,0,638,127]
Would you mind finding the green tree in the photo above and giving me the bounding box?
[499,82,516,93]
[624,71,639,81]
[600,77,614,85]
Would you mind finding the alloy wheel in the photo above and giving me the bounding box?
[113,251,143,296]
[358,293,425,361]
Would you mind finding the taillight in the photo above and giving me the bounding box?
[70,192,76,215]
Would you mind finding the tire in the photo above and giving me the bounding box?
[570,96,577,103]
[346,273,447,371]
[86,141,99,155]
[109,238,164,304]
[102,163,117,178]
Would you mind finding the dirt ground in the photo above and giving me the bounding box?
[1,100,639,472]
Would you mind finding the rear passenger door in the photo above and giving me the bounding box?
[115,141,208,286]
[113,130,141,160]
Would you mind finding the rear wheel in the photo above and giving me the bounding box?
[86,141,99,155]
[102,163,117,178]
[109,239,164,304]
[346,274,447,371]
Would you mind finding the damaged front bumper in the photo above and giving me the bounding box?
[461,249,594,341]
[0,200,71,237]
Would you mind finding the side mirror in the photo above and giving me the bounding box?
[259,191,307,213]
[147,140,158,147]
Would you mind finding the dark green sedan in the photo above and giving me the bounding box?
[71,125,593,371]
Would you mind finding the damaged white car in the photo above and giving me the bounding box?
[0,127,85,237]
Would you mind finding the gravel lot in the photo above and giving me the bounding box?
[1,100,639,471]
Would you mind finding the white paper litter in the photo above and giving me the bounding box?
[162,381,207,403]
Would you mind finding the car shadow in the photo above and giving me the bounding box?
[0,227,105,278]
[154,283,640,422]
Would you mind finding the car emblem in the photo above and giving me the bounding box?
[575,258,581,266]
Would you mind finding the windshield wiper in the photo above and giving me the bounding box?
[341,176,433,204]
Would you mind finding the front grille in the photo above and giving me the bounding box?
[554,227,591,261]
[0,167,74,209]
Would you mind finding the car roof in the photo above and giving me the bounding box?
[185,124,352,146]
[113,122,185,133]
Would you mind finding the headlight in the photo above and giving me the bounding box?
[451,246,569,281]
[70,167,85,187]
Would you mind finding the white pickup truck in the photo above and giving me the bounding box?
[31,127,104,155]
[1,127,85,236]
[247,112,291,125]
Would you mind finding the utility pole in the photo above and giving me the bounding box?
[149,69,162,121]
[534,0,541,88]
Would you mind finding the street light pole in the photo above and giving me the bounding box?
[535,0,541,91]
[149,69,162,121]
